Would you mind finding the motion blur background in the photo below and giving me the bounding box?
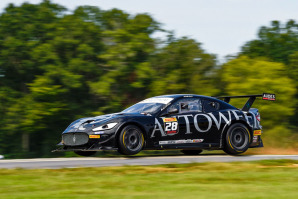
[0,0,297,158]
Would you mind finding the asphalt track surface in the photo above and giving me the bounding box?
[0,155,298,169]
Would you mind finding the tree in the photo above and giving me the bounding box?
[0,1,105,157]
[221,56,296,127]
[240,20,298,128]
[149,37,218,97]
[88,9,161,112]
[241,20,298,65]
[0,1,165,157]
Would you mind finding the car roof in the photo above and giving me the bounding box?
[153,94,216,100]
[152,94,237,110]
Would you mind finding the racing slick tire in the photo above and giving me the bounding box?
[118,125,144,155]
[74,151,97,156]
[181,149,203,155]
[223,123,251,155]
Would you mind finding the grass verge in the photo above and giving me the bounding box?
[0,160,297,199]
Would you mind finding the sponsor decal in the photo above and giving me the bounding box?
[163,118,177,122]
[159,139,204,145]
[192,139,203,143]
[253,136,258,143]
[138,97,173,104]
[163,117,179,135]
[194,114,212,132]
[262,93,276,101]
[178,115,193,134]
[151,110,256,138]
[89,135,100,138]
[253,130,262,136]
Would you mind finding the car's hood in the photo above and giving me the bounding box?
[63,112,144,133]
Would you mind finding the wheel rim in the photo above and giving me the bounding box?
[123,128,143,151]
[230,127,248,150]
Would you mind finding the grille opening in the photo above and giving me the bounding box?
[62,133,89,146]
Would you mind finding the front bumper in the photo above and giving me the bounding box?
[52,143,117,152]
[52,131,117,152]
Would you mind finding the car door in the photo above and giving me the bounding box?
[152,97,204,145]
[201,99,222,143]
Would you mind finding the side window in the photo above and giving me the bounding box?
[203,100,220,112]
[168,98,202,113]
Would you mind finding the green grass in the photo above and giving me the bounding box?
[0,160,297,199]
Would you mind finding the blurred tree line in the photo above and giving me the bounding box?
[0,0,297,158]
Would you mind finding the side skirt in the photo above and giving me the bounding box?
[156,143,220,150]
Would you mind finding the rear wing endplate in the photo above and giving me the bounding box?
[213,93,275,111]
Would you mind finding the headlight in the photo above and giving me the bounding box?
[92,122,118,131]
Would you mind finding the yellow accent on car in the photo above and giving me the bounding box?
[163,117,177,122]
[228,127,250,153]
[228,134,234,150]
[253,130,262,136]
[89,135,100,138]
[123,131,126,148]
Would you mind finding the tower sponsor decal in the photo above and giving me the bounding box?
[151,110,255,137]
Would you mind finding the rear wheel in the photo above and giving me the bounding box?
[181,149,203,155]
[224,123,251,155]
[118,125,144,155]
[74,151,97,156]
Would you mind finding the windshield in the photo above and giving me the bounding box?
[122,97,173,114]
[122,103,165,114]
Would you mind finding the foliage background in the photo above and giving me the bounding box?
[0,0,297,158]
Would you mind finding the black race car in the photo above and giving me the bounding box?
[53,93,275,156]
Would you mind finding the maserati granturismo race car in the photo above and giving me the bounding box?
[53,93,275,156]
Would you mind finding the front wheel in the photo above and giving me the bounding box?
[74,151,97,156]
[224,123,251,155]
[118,125,144,155]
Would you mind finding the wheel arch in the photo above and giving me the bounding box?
[220,120,253,148]
[115,121,147,148]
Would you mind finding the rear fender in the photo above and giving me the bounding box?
[219,120,253,148]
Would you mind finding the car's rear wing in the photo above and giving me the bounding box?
[213,93,276,111]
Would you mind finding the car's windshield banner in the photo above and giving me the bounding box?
[138,97,173,104]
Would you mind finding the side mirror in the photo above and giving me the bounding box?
[168,108,179,114]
